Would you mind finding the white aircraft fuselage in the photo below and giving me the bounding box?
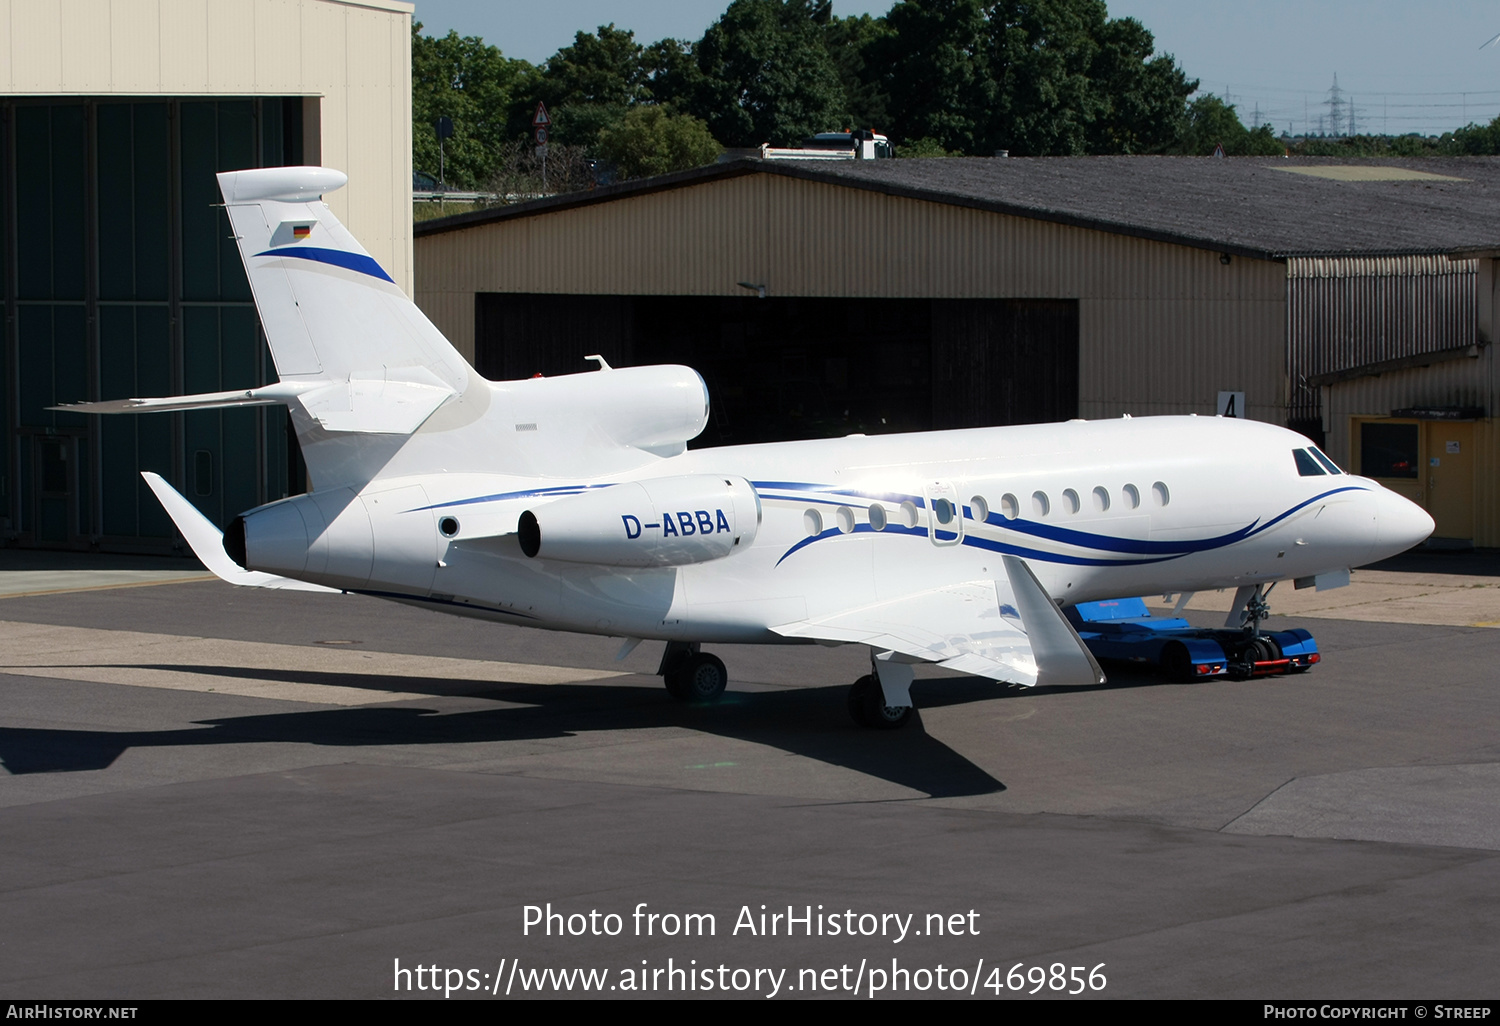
[229,405,1427,643]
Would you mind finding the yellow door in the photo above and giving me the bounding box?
[1425,421,1474,541]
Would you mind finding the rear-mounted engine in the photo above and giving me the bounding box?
[519,475,761,567]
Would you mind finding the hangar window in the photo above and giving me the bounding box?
[1152,482,1171,507]
[868,504,888,531]
[1123,484,1140,509]
[1293,449,1327,477]
[1092,486,1110,512]
[1032,491,1051,517]
[1062,489,1080,514]
[1359,423,1418,479]
[999,494,1019,519]
[803,509,823,536]
[969,495,989,522]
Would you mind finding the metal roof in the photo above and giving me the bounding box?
[414,155,1500,261]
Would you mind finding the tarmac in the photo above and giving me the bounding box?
[0,546,1495,999]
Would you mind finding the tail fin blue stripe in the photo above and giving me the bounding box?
[254,246,394,283]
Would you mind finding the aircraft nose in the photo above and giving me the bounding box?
[1372,486,1435,558]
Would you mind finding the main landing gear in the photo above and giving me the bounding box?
[847,674,913,729]
[659,641,728,703]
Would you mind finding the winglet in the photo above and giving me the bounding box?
[141,473,336,592]
[1001,555,1107,686]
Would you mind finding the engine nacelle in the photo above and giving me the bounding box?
[518,475,761,567]
[224,482,438,593]
[504,365,710,457]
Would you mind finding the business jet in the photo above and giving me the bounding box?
[60,167,1436,728]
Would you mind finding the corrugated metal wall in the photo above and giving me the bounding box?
[415,173,1289,422]
[0,0,413,292]
[1288,255,1477,423]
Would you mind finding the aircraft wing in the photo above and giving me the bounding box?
[142,473,338,593]
[772,555,1105,688]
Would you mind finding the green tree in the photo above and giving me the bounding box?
[691,0,849,147]
[1173,94,1284,156]
[540,24,650,149]
[1084,15,1196,154]
[870,0,1196,156]
[986,0,1108,156]
[868,0,992,155]
[1448,116,1500,155]
[411,22,539,189]
[824,13,894,132]
[596,106,723,179]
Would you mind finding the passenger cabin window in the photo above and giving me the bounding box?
[1293,449,1327,477]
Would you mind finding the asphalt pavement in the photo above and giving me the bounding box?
[0,552,1495,999]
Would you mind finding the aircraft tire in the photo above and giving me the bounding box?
[667,653,727,703]
[849,674,911,730]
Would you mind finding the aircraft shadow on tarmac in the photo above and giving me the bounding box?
[0,657,1176,794]
[0,667,1046,797]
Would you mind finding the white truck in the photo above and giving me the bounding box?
[759,129,894,161]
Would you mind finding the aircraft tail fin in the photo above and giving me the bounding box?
[216,167,471,397]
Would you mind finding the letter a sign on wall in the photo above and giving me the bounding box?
[1217,391,1246,418]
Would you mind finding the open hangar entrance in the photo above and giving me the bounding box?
[475,294,1079,446]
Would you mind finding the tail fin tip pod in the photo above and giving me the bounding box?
[215,166,471,397]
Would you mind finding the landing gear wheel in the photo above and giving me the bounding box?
[1244,636,1280,665]
[848,674,912,730]
[665,653,727,703]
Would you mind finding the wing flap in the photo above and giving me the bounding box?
[771,556,1105,687]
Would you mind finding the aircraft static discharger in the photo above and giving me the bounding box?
[58,167,1436,728]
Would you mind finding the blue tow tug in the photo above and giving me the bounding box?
[1067,597,1320,683]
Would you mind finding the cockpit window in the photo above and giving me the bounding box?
[1294,449,1327,476]
[1309,447,1342,474]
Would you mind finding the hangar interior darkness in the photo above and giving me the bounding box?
[475,294,1080,446]
[1,97,306,550]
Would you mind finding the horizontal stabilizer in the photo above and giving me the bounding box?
[141,473,337,593]
[51,375,454,435]
[49,383,312,415]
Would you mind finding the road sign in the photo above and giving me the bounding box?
[535,127,548,146]
[533,101,550,128]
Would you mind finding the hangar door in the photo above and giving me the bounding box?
[475,295,1078,447]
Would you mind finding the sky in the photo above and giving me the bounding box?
[408,1,1500,136]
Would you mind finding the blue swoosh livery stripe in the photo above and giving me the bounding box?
[407,484,617,513]
[768,483,1368,566]
[253,246,395,283]
[404,476,1370,570]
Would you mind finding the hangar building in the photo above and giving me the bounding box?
[414,156,1500,548]
[1,0,412,551]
